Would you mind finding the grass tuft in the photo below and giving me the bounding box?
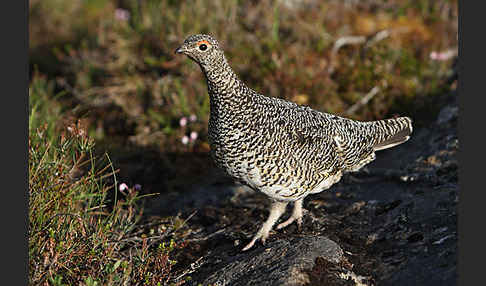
[29,74,191,285]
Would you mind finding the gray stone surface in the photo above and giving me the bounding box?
[200,236,343,286]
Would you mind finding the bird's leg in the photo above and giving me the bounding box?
[242,200,288,251]
[276,198,305,230]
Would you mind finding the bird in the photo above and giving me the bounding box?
[175,34,413,251]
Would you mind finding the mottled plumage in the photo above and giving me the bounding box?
[175,34,413,251]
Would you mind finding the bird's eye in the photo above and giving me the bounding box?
[199,44,208,51]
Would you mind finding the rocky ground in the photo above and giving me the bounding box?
[138,90,458,286]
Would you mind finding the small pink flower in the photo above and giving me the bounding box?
[189,114,197,122]
[181,136,190,145]
[134,184,142,191]
[190,131,198,141]
[430,50,456,61]
[115,8,130,21]
[179,117,188,127]
[119,183,129,192]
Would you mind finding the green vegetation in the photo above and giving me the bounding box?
[30,0,457,151]
[29,0,457,284]
[29,75,192,285]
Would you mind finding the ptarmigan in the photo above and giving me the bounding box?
[175,34,413,251]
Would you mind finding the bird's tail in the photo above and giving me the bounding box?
[369,117,413,151]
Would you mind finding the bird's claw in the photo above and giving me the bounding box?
[242,240,256,251]
[242,232,269,251]
[276,214,303,230]
[276,206,306,230]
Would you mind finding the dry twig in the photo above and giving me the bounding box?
[344,86,380,115]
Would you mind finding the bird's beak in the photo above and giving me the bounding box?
[174,46,186,54]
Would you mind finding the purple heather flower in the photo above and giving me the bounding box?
[115,8,130,21]
[190,131,198,141]
[181,136,190,145]
[179,117,188,127]
[119,183,129,192]
[134,184,142,191]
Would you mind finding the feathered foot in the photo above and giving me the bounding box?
[276,199,305,230]
[242,200,288,251]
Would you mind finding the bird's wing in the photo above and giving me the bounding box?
[277,103,375,171]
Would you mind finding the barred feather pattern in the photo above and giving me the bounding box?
[177,34,413,202]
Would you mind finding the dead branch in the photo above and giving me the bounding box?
[344,86,380,115]
[328,29,392,74]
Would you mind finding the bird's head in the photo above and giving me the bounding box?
[175,34,223,68]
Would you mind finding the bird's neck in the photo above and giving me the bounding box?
[200,55,250,108]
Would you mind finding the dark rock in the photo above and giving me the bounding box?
[374,200,402,216]
[436,105,458,125]
[407,232,424,243]
[199,236,343,286]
